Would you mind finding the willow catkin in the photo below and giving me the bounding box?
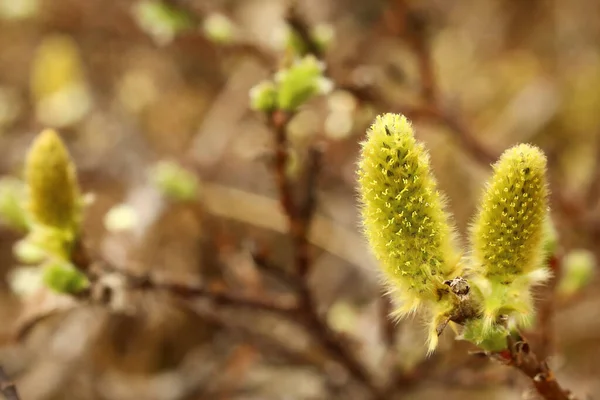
[357,113,464,352]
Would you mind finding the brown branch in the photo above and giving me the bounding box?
[0,366,20,400]
[585,132,600,207]
[503,335,576,400]
[379,293,397,348]
[93,262,299,314]
[269,110,297,220]
[285,4,323,59]
[138,279,299,314]
[267,109,384,399]
[534,253,563,360]
[251,247,299,289]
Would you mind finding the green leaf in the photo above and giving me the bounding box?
[133,0,195,45]
[150,161,199,202]
[42,261,89,294]
[275,55,332,111]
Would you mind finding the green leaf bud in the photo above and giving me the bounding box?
[557,249,596,297]
[275,55,332,111]
[460,318,509,352]
[311,24,334,52]
[13,238,47,264]
[133,0,195,45]
[42,261,89,294]
[249,80,277,112]
[150,160,199,202]
[202,13,235,44]
[103,203,138,233]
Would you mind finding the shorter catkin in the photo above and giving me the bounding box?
[470,144,550,330]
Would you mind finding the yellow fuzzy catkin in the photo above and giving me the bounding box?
[469,144,550,330]
[357,114,463,320]
[471,144,548,281]
[25,129,80,231]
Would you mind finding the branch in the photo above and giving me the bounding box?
[285,4,323,59]
[267,109,385,399]
[0,366,20,400]
[503,335,576,400]
[139,279,299,314]
[95,262,299,314]
[534,253,563,360]
[585,132,600,207]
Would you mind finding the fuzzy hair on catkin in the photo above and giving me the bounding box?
[469,143,550,331]
[357,114,465,352]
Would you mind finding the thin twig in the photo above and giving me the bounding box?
[251,248,299,289]
[70,238,299,314]
[0,366,20,400]
[267,108,385,399]
[285,4,323,59]
[269,110,297,220]
[138,279,299,313]
[535,253,563,360]
[585,132,600,207]
[379,293,397,349]
[503,334,576,400]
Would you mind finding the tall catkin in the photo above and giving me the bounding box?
[357,113,464,351]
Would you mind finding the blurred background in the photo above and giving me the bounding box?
[0,0,599,399]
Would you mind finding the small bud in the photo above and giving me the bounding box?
[202,13,235,44]
[13,238,47,264]
[133,0,195,45]
[557,249,596,297]
[327,301,359,334]
[104,203,138,233]
[311,23,334,52]
[25,129,81,232]
[249,80,277,112]
[7,267,44,298]
[42,261,89,294]
[460,318,509,352]
[0,177,30,231]
[276,55,330,111]
[150,161,199,202]
[285,28,308,56]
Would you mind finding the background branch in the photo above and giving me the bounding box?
[0,366,20,400]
